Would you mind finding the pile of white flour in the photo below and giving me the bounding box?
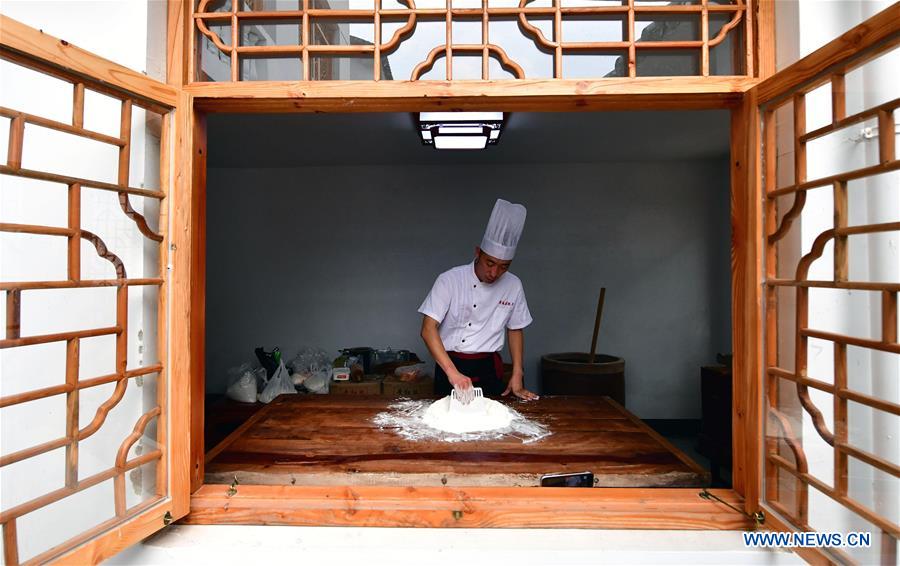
[373,397,550,443]
[422,395,514,433]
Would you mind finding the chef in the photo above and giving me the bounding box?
[418,199,539,401]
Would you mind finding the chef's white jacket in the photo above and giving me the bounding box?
[418,261,533,353]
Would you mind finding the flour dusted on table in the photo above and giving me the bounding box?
[373,398,550,443]
[422,395,513,434]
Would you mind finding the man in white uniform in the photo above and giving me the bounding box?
[419,199,539,400]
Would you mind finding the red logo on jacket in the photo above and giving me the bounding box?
[498,300,514,306]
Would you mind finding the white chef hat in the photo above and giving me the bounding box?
[480,198,527,261]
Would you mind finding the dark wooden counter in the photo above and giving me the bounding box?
[205,395,710,488]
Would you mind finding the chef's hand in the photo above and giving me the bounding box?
[448,371,473,392]
[502,371,539,401]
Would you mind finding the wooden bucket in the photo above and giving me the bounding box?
[540,353,625,404]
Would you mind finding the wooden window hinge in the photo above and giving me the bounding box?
[227,476,239,497]
[699,489,765,527]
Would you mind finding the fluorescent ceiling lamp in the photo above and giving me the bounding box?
[434,136,488,150]
[421,112,503,122]
[438,126,484,135]
[418,111,506,150]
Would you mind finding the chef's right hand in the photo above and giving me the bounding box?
[448,371,473,392]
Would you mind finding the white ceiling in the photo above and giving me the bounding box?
[207,110,731,167]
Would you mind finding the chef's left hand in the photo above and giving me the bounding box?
[502,371,539,401]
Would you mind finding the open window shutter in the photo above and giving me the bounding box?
[0,14,191,564]
[755,5,899,564]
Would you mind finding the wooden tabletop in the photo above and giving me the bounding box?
[205,395,710,488]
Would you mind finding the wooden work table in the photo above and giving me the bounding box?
[205,395,710,488]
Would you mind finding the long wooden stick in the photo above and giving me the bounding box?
[589,287,606,363]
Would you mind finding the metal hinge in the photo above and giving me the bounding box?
[163,511,173,526]
[699,489,765,527]
[226,475,239,497]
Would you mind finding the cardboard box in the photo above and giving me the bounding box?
[330,376,382,395]
[382,376,434,399]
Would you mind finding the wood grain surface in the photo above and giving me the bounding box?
[205,395,710,488]
[185,484,750,530]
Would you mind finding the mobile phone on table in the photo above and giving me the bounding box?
[540,471,594,487]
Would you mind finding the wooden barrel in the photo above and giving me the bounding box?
[540,353,625,404]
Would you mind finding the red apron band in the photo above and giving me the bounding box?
[448,351,504,383]
[448,351,493,360]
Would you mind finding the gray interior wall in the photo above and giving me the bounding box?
[205,160,731,419]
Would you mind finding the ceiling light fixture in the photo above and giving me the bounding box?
[418,112,505,150]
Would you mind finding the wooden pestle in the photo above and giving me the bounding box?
[589,287,606,364]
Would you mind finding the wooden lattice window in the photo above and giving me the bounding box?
[759,35,899,564]
[193,0,752,82]
[0,43,173,564]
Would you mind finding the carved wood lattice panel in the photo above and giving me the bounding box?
[0,55,170,565]
[193,0,750,81]
[761,40,899,565]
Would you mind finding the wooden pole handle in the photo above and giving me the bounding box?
[589,287,606,364]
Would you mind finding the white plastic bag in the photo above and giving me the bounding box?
[257,360,296,404]
[226,373,257,403]
[303,371,330,394]
[226,364,258,403]
[288,347,332,394]
[288,348,332,381]
[252,366,267,390]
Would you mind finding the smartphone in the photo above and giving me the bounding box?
[540,471,594,488]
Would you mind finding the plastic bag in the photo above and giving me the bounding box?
[255,346,282,379]
[226,363,253,383]
[303,371,330,394]
[394,362,428,382]
[257,360,295,404]
[252,366,267,389]
[225,363,259,403]
[288,347,332,392]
